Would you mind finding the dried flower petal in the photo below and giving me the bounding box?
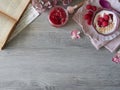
[71,30,81,39]
[32,0,55,13]
[51,0,58,6]
[32,0,73,13]
[112,50,120,63]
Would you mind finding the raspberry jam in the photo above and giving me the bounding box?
[48,6,68,27]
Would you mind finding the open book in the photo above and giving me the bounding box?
[0,0,30,49]
[9,4,39,41]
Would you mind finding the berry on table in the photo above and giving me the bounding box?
[87,18,92,25]
[84,14,91,20]
[84,4,98,25]
[88,11,93,16]
[86,4,92,10]
[92,6,97,11]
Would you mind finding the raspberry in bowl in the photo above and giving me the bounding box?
[48,6,68,27]
[92,9,120,35]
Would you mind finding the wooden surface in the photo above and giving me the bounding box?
[0,2,120,90]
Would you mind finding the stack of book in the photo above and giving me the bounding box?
[0,0,39,50]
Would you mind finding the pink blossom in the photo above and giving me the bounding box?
[32,0,56,13]
[112,51,120,63]
[71,30,81,39]
[32,0,73,13]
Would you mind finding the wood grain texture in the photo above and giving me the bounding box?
[0,1,120,90]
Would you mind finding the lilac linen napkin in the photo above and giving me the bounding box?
[73,0,120,52]
[105,35,120,52]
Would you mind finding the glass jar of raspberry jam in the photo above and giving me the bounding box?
[48,6,69,27]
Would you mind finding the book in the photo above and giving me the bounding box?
[9,4,39,41]
[0,0,30,49]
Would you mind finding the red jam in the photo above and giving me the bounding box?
[49,6,68,27]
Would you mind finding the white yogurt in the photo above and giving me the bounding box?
[94,10,118,34]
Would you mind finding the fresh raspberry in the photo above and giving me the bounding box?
[102,21,108,27]
[88,11,93,16]
[98,21,102,27]
[87,18,92,25]
[86,4,92,10]
[92,6,97,11]
[98,17,105,22]
[104,14,109,21]
[84,14,91,20]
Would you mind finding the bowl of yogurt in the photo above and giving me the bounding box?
[92,9,120,35]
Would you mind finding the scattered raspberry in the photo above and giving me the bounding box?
[92,6,97,11]
[84,14,91,20]
[86,4,92,10]
[102,21,108,27]
[84,4,98,25]
[87,18,92,25]
[88,11,93,16]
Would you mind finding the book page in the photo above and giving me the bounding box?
[0,0,30,49]
[0,13,16,48]
[0,0,30,20]
[9,4,39,41]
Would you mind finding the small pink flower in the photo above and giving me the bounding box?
[71,30,81,39]
[112,50,120,63]
[32,0,56,13]
[32,0,73,13]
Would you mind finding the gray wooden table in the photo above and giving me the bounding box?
[0,2,120,90]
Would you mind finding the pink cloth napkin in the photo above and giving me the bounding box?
[73,0,120,52]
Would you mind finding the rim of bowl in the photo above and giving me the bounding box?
[48,5,69,27]
[92,9,120,36]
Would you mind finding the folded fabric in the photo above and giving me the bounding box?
[105,35,120,52]
[73,0,120,52]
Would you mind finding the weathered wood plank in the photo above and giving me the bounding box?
[0,1,119,89]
